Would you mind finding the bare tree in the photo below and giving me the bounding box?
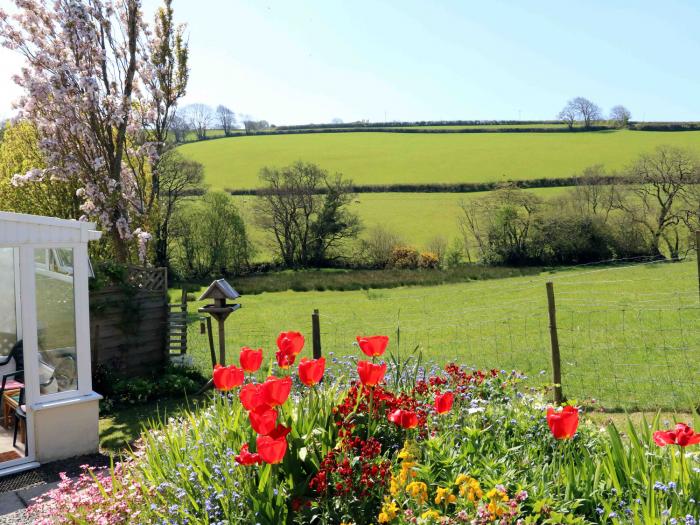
[568,165,617,221]
[331,118,344,124]
[609,105,631,128]
[216,105,236,136]
[570,97,602,128]
[614,146,699,259]
[243,119,270,134]
[169,111,191,143]
[358,225,403,268]
[254,162,361,267]
[183,103,212,140]
[557,101,577,130]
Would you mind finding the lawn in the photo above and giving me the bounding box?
[174,259,699,411]
[178,129,700,190]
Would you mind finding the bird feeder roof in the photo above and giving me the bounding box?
[198,278,241,301]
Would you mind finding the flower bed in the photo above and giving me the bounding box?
[30,332,700,524]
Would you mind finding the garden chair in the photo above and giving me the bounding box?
[0,341,24,421]
[12,387,27,456]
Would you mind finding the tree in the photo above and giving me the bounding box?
[216,105,236,136]
[184,104,213,140]
[331,118,344,125]
[557,101,577,130]
[609,105,631,128]
[614,146,699,259]
[254,162,361,267]
[170,112,191,143]
[152,150,205,270]
[0,0,188,263]
[243,119,270,134]
[568,164,617,222]
[570,97,602,128]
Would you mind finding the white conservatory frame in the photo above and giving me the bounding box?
[0,211,102,475]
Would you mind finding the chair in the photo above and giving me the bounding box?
[12,387,27,456]
[0,341,24,421]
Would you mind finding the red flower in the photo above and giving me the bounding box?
[298,357,325,386]
[240,347,263,373]
[212,364,244,391]
[260,376,292,407]
[434,391,454,414]
[356,335,389,357]
[239,383,264,411]
[357,360,387,387]
[235,443,262,465]
[249,406,278,435]
[546,406,579,440]
[256,433,287,464]
[388,409,419,429]
[653,423,700,447]
[268,423,291,440]
[275,347,297,369]
[277,331,305,356]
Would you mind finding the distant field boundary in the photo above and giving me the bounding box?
[225,175,625,195]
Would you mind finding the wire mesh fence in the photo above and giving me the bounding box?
[180,257,700,412]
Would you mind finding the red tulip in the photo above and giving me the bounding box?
[277,331,305,356]
[356,335,389,357]
[275,347,297,369]
[546,406,579,440]
[357,360,387,387]
[256,433,287,464]
[653,423,700,447]
[434,391,454,414]
[240,347,263,373]
[268,424,291,440]
[239,383,265,411]
[248,405,278,435]
[298,357,325,386]
[388,409,419,429]
[235,443,262,465]
[260,376,292,407]
[212,364,245,391]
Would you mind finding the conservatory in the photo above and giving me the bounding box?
[0,211,102,475]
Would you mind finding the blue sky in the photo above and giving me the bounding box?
[1,0,699,124]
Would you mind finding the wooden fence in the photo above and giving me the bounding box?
[89,267,168,377]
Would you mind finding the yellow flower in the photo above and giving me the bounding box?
[434,486,456,505]
[378,499,399,523]
[421,509,441,520]
[405,481,428,504]
[456,475,483,502]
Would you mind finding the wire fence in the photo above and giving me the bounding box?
[179,257,700,412]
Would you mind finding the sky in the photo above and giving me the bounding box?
[1,0,700,124]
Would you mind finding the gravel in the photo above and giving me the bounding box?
[0,509,31,525]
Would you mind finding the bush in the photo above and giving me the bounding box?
[358,226,403,268]
[529,213,614,265]
[388,246,419,269]
[417,251,439,269]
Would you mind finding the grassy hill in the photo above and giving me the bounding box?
[179,129,700,191]
[175,258,699,410]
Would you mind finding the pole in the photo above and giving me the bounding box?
[696,230,700,303]
[312,309,321,359]
[546,282,563,405]
[206,317,216,367]
[217,317,226,366]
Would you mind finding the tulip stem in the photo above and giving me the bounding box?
[367,387,374,441]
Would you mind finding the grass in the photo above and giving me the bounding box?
[178,129,700,190]
[174,258,700,411]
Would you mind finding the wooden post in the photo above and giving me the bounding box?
[217,318,226,366]
[546,282,563,405]
[206,317,216,367]
[312,309,322,359]
[696,230,700,302]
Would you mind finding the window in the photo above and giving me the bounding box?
[34,248,78,394]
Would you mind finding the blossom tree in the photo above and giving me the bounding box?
[0,0,188,262]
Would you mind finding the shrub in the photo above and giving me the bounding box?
[417,251,439,269]
[388,246,419,269]
[529,213,614,265]
[358,226,403,268]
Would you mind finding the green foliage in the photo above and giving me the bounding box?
[389,246,420,269]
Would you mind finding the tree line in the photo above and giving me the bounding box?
[557,97,631,129]
[170,104,271,142]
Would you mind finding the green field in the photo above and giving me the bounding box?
[179,129,700,190]
[175,259,699,411]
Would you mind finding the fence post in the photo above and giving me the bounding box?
[312,309,322,359]
[546,282,564,405]
[696,230,700,302]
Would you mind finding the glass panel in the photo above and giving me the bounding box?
[35,248,78,395]
[0,248,20,361]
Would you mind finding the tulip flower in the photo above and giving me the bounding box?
[277,331,305,356]
[235,444,262,466]
[434,391,454,414]
[256,433,287,464]
[546,405,579,439]
[268,424,291,440]
[357,360,387,387]
[298,357,325,386]
[388,409,419,429]
[239,347,263,373]
[275,346,297,369]
[212,364,245,391]
[356,335,389,357]
[248,405,278,435]
[260,376,292,407]
[653,423,700,447]
[239,383,265,411]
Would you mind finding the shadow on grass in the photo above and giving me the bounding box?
[99,395,206,452]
